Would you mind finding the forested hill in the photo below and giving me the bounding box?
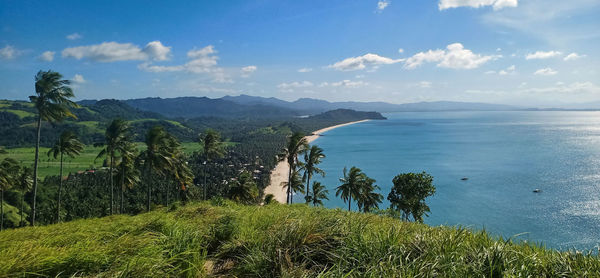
[0,99,385,148]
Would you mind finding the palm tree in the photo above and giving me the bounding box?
[356,178,383,213]
[138,126,176,212]
[47,131,83,222]
[168,150,193,206]
[15,167,33,227]
[336,166,366,211]
[96,119,131,215]
[0,158,19,231]
[199,129,225,200]
[278,132,308,204]
[283,169,305,204]
[306,181,329,207]
[115,142,139,214]
[29,70,78,226]
[302,145,325,203]
[228,171,258,204]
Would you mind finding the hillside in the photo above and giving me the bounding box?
[0,201,597,277]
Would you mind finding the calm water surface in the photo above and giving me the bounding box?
[310,111,600,250]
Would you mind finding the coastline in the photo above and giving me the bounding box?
[264,119,370,204]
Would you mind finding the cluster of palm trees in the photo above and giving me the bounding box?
[0,149,33,230]
[279,132,383,212]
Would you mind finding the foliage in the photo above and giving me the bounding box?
[1,202,599,277]
[301,145,325,203]
[305,181,329,207]
[228,171,259,204]
[388,172,436,222]
[279,132,308,204]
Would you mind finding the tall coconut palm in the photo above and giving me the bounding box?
[278,132,308,204]
[302,145,325,203]
[336,166,366,211]
[228,171,258,204]
[96,119,131,215]
[199,129,225,200]
[282,169,305,204]
[116,142,139,214]
[306,181,329,207]
[357,178,383,213]
[29,70,78,226]
[15,167,33,227]
[47,131,83,222]
[138,126,175,212]
[0,158,19,231]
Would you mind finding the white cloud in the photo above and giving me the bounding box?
[564,53,586,61]
[0,45,22,60]
[439,0,517,10]
[405,43,494,69]
[329,53,403,71]
[525,51,562,60]
[419,81,432,88]
[534,67,557,76]
[398,48,404,54]
[319,80,368,88]
[241,65,257,77]
[62,41,172,62]
[377,1,390,11]
[491,64,516,75]
[71,74,86,84]
[277,81,313,92]
[66,33,82,40]
[298,67,313,73]
[38,51,55,62]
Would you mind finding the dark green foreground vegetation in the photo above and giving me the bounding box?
[1,201,598,277]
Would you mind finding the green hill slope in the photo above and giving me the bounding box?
[1,202,598,277]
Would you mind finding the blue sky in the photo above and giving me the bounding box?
[1,0,599,106]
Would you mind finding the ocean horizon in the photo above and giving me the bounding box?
[309,111,600,251]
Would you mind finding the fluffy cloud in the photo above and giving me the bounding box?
[564,53,586,61]
[62,41,172,62]
[319,80,368,88]
[499,65,516,75]
[329,53,403,71]
[377,1,390,11]
[38,51,55,62]
[525,51,561,60]
[439,0,517,10]
[72,74,86,84]
[66,33,82,40]
[0,45,22,60]
[298,68,313,73]
[405,43,494,69]
[534,68,557,76]
[241,65,257,77]
[277,81,314,92]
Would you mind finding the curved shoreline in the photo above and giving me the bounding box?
[264,120,370,204]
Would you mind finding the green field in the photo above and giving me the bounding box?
[0,142,213,178]
[1,201,598,277]
[0,109,35,119]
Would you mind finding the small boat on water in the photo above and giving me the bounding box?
[533,189,541,193]
[461,177,468,181]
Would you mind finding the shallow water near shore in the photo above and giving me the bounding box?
[310,111,600,251]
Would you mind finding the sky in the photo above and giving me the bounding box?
[0,0,599,107]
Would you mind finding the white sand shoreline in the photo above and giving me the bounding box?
[264,120,370,204]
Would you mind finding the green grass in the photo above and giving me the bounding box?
[0,109,35,119]
[1,201,598,277]
[131,118,189,129]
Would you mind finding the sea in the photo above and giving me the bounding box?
[309,111,600,251]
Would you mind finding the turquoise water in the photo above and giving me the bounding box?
[309,111,600,251]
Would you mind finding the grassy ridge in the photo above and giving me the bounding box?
[1,201,598,277]
[0,143,210,178]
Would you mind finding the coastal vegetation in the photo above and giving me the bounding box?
[1,201,599,277]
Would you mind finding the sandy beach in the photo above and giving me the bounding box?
[264,120,370,204]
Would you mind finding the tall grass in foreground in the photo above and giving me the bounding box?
[1,201,599,277]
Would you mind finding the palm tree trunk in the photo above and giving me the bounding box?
[31,116,42,226]
[20,191,24,227]
[286,164,292,204]
[110,154,114,215]
[146,164,152,212]
[348,196,351,211]
[1,189,4,231]
[57,152,63,223]
[120,167,125,214]
[305,174,311,204]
